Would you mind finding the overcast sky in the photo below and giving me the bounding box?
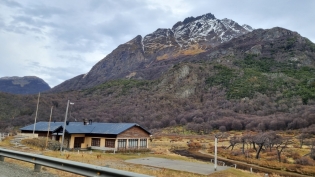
[1,0,314,88]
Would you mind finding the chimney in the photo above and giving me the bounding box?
[89,119,92,125]
[83,119,88,125]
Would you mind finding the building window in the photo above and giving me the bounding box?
[118,139,127,149]
[140,139,147,148]
[74,137,84,148]
[128,139,138,149]
[91,138,100,147]
[105,139,115,148]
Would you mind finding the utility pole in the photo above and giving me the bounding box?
[60,100,73,154]
[214,136,218,171]
[60,100,70,154]
[46,106,53,149]
[32,92,40,137]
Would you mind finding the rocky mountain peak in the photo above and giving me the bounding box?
[171,15,253,49]
[51,12,256,92]
[182,13,216,25]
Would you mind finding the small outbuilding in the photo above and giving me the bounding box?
[20,120,151,150]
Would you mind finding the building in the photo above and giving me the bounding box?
[20,120,151,150]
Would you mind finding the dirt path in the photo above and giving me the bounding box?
[172,149,311,177]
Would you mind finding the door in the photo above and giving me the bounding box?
[74,137,84,148]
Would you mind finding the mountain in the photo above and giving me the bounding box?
[1,12,315,133]
[50,13,254,92]
[0,76,50,94]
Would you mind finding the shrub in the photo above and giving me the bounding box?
[187,140,201,148]
[295,157,314,166]
[287,151,301,160]
[230,150,242,156]
[21,138,60,151]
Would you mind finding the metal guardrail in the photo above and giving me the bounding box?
[0,148,153,177]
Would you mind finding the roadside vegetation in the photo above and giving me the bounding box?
[1,135,270,177]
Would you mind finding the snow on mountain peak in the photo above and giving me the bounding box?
[170,13,253,48]
[242,24,254,32]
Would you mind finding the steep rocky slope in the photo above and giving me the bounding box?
[0,76,50,94]
[50,13,253,92]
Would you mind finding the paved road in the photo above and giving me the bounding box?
[0,161,57,177]
[126,157,229,175]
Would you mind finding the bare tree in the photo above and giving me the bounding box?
[274,136,291,162]
[226,136,240,151]
[297,130,312,148]
[254,132,270,159]
[305,139,315,160]
[264,131,280,152]
[241,133,252,155]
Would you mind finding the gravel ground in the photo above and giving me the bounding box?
[126,157,229,175]
[0,161,58,177]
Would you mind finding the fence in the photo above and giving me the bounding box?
[0,148,153,177]
[0,133,10,141]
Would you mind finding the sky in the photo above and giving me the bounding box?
[1,0,314,88]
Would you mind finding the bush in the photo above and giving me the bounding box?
[230,150,242,156]
[21,138,60,151]
[187,140,201,148]
[295,157,314,166]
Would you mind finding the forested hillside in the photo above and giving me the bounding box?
[1,58,315,133]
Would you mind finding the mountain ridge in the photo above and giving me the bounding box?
[0,76,51,95]
[50,12,254,92]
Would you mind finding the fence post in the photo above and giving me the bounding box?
[234,164,237,169]
[34,164,41,172]
[250,167,253,173]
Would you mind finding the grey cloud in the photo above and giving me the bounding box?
[22,4,66,18]
[25,57,89,87]
[1,0,22,8]
[4,24,42,35]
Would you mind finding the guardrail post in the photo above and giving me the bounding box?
[250,167,252,173]
[0,155,4,161]
[234,164,237,169]
[34,164,41,172]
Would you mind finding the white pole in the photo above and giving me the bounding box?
[214,137,217,171]
[60,100,70,154]
[32,92,40,137]
[46,106,53,149]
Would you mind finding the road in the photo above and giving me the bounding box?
[126,157,229,175]
[0,161,57,177]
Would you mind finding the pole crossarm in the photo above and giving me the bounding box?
[0,148,153,177]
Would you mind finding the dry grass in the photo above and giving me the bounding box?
[209,168,272,177]
[1,130,314,177]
